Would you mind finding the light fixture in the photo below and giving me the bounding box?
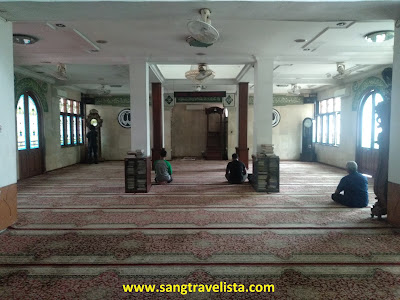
[98,84,111,95]
[294,39,306,43]
[364,31,394,43]
[337,62,345,75]
[13,34,38,45]
[185,64,215,84]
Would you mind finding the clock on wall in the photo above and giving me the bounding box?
[86,109,103,128]
[301,117,315,162]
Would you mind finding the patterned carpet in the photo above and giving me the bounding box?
[1,160,400,299]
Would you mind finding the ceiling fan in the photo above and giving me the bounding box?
[287,84,301,95]
[185,63,215,84]
[87,84,111,96]
[187,8,219,46]
[52,63,68,81]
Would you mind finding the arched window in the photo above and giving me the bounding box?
[16,94,40,150]
[360,91,384,149]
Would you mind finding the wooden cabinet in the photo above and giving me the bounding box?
[205,107,224,160]
[125,156,151,193]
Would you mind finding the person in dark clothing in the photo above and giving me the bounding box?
[331,161,368,208]
[86,125,98,164]
[225,153,247,184]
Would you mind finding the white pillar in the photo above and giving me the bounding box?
[129,59,150,156]
[253,58,274,154]
[388,24,400,225]
[0,19,17,229]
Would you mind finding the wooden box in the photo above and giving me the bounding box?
[125,156,151,193]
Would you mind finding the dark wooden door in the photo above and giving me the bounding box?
[356,147,379,176]
[16,93,44,179]
[356,91,383,177]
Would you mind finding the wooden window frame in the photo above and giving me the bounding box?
[60,98,84,147]
[316,97,341,146]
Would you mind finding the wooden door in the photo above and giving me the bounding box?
[16,93,44,179]
[356,91,383,177]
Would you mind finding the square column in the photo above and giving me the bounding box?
[126,60,151,193]
[388,25,400,226]
[151,82,163,163]
[252,58,279,193]
[0,20,17,229]
[253,58,274,154]
[236,82,249,168]
[129,59,150,155]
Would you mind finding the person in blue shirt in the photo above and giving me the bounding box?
[331,161,369,208]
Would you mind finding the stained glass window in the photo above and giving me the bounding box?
[59,98,65,112]
[66,116,71,145]
[361,92,384,150]
[66,100,72,113]
[79,117,83,143]
[59,115,64,145]
[60,98,83,146]
[28,96,39,149]
[316,97,341,145]
[361,95,372,148]
[322,115,328,143]
[73,101,78,114]
[72,116,77,144]
[17,95,26,150]
[336,113,341,145]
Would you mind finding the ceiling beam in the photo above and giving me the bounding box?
[14,66,56,84]
[149,64,165,83]
[55,85,88,94]
[235,64,253,83]
[163,79,238,86]
[273,78,338,85]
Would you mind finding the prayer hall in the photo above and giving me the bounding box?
[1,1,400,299]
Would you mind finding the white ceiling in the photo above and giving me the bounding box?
[4,1,397,95]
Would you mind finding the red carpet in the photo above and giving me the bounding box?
[1,160,399,299]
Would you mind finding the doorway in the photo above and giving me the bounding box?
[16,92,44,179]
[356,90,384,176]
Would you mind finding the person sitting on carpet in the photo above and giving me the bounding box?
[154,148,172,183]
[225,153,247,184]
[331,161,368,208]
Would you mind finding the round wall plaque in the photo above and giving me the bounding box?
[272,108,280,127]
[118,109,131,128]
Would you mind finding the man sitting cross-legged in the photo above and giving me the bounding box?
[225,153,248,184]
[331,161,368,208]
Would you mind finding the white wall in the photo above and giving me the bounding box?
[314,84,356,168]
[45,88,84,171]
[248,103,314,160]
[86,104,131,160]
[0,21,17,187]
